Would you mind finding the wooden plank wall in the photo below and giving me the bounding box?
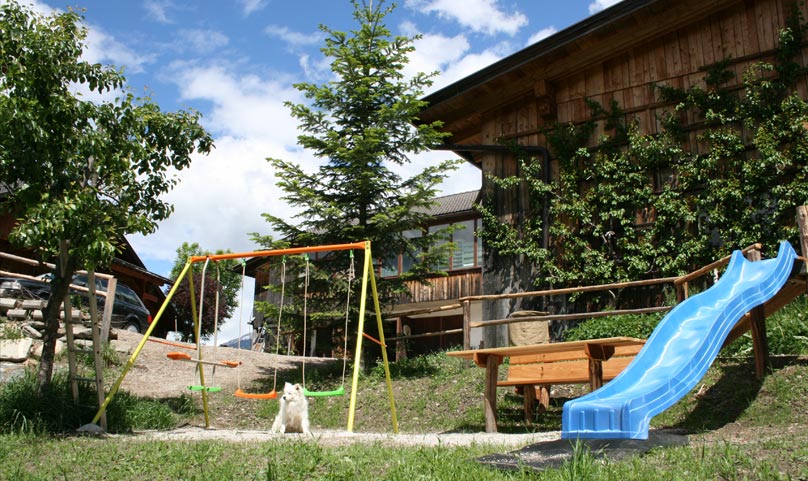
[551,0,808,147]
[399,270,482,304]
[472,0,807,317]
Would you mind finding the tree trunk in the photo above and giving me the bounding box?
[36,241,77,395]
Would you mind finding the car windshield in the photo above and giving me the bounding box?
[71,274,109,292]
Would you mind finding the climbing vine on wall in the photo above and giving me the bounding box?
[480,9,808,291]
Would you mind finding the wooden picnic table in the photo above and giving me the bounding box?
[447,336,646,433]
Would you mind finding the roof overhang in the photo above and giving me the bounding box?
[419,0,739,156]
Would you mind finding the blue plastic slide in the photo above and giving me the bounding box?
[562,241,797,439]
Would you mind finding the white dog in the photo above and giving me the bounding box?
[271,382,310,434]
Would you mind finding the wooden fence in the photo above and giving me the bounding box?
[388,243,767,353]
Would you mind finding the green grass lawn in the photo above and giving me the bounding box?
[2,350,808,480]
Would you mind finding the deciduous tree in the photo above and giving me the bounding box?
[168,242,242,342]
[0,2,213,392]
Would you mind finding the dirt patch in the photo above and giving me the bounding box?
[108,331,558,446]
[112,330,316,398]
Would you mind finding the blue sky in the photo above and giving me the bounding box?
[26,0,624,342]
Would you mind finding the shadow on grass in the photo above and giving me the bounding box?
[248,359,346,394]
[448,392,567,434]
[671,361,763,434]
[669,356,808,434]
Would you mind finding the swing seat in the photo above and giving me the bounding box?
[167,351,192,361]
[188,385,222,393]
[234,388,277,400]
[167,352,241,368]
[303,386,345,397]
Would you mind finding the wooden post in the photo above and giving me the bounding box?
[522,383,536,424]
[536,385,550,413]
[750,305,768,379]
[462,300,471,351]
[675,282,688,302]
[474,352,502,433]
[394,317,405,361]
[798,206,808,274]
[585,343,615,391]
[745,248,769,379]
[86,271,107,431]
[100,277,116,343]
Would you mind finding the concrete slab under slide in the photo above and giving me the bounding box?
[477,430,688,472]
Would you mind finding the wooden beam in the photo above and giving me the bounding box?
[384,303,462,319]
[461,277,678,303]
[469,306,670,329]
[675,243,762,286]
[462,300,471,351]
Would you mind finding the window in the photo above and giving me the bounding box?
[380,220,483,277]
[380,255,399,277]
[400,229,421,274]
[452,220,475,269]
[428,224,450,270]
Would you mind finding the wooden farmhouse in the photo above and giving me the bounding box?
[245,190,486,358]
[383,190,484,357]
[417,0,808,348]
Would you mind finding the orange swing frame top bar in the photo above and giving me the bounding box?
[188,241,367,263]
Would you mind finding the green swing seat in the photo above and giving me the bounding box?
[302,386,345,397]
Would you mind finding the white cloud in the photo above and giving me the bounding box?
[129,135,303,262]
[394,150,481,196]
[588,0,624,14]
[128,62,319,265]
[170,64,303,144]
[298,53,332,83]
[430,48,503,92]
[176,29,230,54]
[8,0,56,16]
[394,20,508,95]
[264,24,324,48]
[238,0,268,16]
[527,26,557,46]
[406,30,470,81]
[405,0,528,36]
[144,0,174,24]
[84,27,154,74]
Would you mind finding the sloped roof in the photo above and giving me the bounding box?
[423,0,656,108]
[420,190,480,218]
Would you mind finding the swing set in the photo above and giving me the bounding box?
[91,241,398,433]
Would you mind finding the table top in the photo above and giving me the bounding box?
[446,336,646,360]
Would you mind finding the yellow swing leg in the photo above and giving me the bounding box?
[347,241,398,433]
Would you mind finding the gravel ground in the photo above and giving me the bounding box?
[128,425,561,448]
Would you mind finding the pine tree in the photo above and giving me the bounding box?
[255,0,459,325]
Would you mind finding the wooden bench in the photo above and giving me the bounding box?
[447,337,646,432]
[499,342,644,422]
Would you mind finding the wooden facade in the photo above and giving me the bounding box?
[418,0,808,347]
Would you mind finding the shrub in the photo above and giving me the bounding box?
[565,296,808,356]
[0,368,187,434]
[564,312,663,341]
[724,295,808,356]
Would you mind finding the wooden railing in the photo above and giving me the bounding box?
[388,243,767,353]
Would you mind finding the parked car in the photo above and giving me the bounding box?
[0,277,52,300]
[0,274,152,333]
